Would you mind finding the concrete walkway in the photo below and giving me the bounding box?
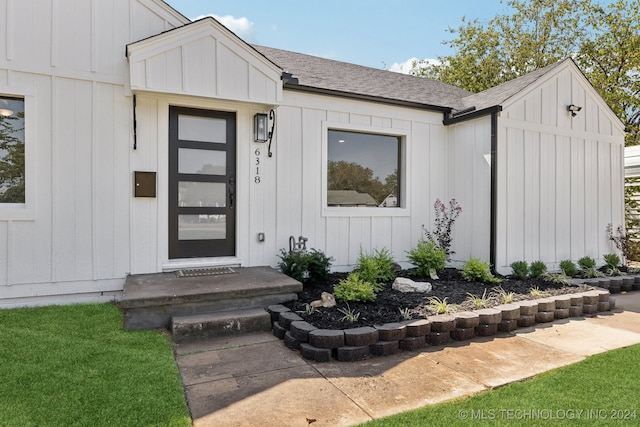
[173,292,640,427]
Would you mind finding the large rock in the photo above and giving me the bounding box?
[310,291,336,308]
[392,277,432,293]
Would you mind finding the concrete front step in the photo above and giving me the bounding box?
[172,308,272,342]
[120,266,301,330]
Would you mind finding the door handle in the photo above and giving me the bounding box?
[228,186,235,208]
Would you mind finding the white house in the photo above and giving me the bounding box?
[0,0,625,308]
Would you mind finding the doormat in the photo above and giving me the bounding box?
[175,267,237,278]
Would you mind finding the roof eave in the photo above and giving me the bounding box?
[443,105,503,125]
[283,83,453,113]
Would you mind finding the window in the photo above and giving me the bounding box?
[327,129,400,208]
[0,96,25,203]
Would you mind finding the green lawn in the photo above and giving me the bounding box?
[0,303,191,427]
[361,344,640,426]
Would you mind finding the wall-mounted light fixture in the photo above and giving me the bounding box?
[254,110,277,157]
[0,109,13,116]
[567,104,582,117]
[254,113,268,142]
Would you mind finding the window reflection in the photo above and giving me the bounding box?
[327,130,400,207]
[0,96,25,203]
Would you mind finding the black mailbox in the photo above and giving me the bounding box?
[134,171,156,198]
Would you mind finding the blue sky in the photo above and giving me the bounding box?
[164,0,513,72]
[164,1,615,73]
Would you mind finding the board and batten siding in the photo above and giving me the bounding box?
[447,117,492,264]
[271,91,451,270]
[0,0,188,307]
[494,65,625,274]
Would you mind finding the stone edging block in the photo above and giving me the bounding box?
[267,289,613,362]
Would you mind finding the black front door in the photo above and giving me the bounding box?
[168,107,236,259]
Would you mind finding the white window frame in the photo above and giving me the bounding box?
[0,87,35,220]
[321,121,410,218]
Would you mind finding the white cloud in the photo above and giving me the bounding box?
[195,14,256,41]
[388,57,440,74]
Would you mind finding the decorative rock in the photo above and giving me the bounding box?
[427,315,456,332]
[400,335,426,350]
[403,319,431,337]
[392,277,432,293]
[289,321,317,342]
[454,311,480,328]
[279,311,303,329]
[267,304,290,322]
[427,331,452,345]
[372,340,400,356]
[344,327,379,346]
[452,327,476,341]
[299,343,332,362]
[310,292,336,308]
[309,329,345,349]
[284,331,301,350]
[272,321,287,339]
[375,323,407,341]
[337,346,371,362]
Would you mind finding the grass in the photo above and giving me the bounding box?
[0,303,191,427]
[360,344,640,426]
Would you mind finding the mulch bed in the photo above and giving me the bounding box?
[283,268,588,330]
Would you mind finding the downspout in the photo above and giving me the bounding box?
[489,110,498,274]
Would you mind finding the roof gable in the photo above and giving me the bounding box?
[127,18,282,105]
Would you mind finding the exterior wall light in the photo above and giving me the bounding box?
[254,113,268,142]
[567,104,582,117]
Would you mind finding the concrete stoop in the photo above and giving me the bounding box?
[172,308,272,342]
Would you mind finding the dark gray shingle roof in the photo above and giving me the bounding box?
[252,45,472,111]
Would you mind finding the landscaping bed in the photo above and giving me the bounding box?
[269,270,639,362]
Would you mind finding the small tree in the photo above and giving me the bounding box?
[423,198,462,259]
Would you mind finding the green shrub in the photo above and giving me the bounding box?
[277,248,333,282]
[559,260,578,277]
[462,258,501,284]
[333,273,377,302]
[578,256,596,270]
[510,261,529,280]
[578,256,605,278]
[529,260,547,278]
[354,247,395,287]
[603,253,621,269]
[406,239,447,276]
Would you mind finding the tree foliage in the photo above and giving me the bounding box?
[412,0,640,145]
[327,160,397,204]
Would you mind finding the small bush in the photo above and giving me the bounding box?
[542,271,572,286]
[510,261,529,280]
[462,258,501,284]
[559,260,578,277]
[603,253,621,269]
[406,239,447,276]
[277,248,333,282]
[354,247,395,287]
[578,256,596,270]
[333,273,377,303]
[529,261,547,278]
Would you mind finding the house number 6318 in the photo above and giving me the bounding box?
[254,148,261,183]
